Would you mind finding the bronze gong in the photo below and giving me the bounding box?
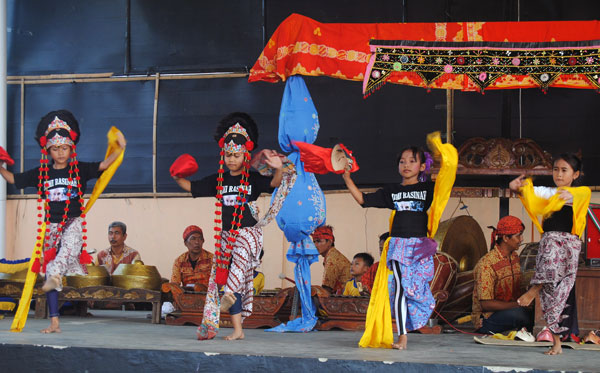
[433,215,487,272]
[111,262,162,290]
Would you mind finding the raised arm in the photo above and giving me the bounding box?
[0,163,15,184]
[172,176,191,192]
[509,174,526,193]
[99,131,127,171]
[262,150,284,188]
[342,170,364,205]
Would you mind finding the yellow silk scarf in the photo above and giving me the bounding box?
[10,127,124,332]
[359,132,458,348]
[84,127,125,214]
[519,178,591,238]
[10,223,46,332]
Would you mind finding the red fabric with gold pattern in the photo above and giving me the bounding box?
[170,154,199,178]
[249,13,600,91]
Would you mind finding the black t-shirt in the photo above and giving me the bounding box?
[14,161,102,223]
[362,181,434,238]
[543,205,573,233]
[190,171,273,229]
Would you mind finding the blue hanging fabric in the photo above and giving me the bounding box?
[266,76,325,333]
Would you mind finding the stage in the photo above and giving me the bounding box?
[0,310,596,372]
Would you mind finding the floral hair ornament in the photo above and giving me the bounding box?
[419,151,434,182]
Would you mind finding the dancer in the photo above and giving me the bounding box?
[509,153,590,355]
[0,110,126,333]
[343,132,457,350]
[172,112,284,341]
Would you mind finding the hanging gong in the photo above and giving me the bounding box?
[433,215,487,272]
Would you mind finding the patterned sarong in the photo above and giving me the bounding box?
[531,231,581,335]
[386,237,437,331]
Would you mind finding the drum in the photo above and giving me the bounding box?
[430,252,458,314]
[433,215,487,322]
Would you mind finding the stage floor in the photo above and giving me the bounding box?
[0,310,597,372]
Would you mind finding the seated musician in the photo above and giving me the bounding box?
[360,232,389,293]
[96,221,141,273]
[472,216,533,334]
[312,225,352,294]
[343,252,374,296]
[171,225,213,290]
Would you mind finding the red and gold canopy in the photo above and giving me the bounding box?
[249,13,600,93]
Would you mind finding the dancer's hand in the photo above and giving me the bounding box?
[509,174,526,192]
[263,150,283,169]
[558,189,573,201]
[116,131,127,149]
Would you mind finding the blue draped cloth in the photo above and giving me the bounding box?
[266,76,325,333]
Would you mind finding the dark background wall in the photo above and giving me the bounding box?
[6,0,600,194]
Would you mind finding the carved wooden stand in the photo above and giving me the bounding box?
[34,286,162,324]
[161,283,289,328]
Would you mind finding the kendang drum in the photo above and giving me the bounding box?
[430,252,458,315]
[434,215,488,322]
[111,261,162,290]
[66,264,110,288]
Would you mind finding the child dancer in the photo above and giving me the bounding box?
[0,110,126,333]
[172,112,283,341]
[343,132,456,350]
[510,153,590,355]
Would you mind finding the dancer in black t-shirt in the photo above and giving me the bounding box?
[0,109,125,334]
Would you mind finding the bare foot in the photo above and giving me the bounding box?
[544,345,562,355]
[544,334,562,355]
[223,331,245,341]
[40,325,61,334]
[220,292,236,312]
[517,285,541,307]
[42,275,62,292]
[392,334,407,350]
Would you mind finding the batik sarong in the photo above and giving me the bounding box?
[386,236,437,331]
[531,231,581,335]
[196,227,262,340]
[44,217,87,291]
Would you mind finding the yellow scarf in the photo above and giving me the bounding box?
[359,131,457,348]
[519,178,591,238]
[10,127,124,332]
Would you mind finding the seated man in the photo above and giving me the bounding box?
[171,225,213,289]
[472,215,533,334]
[312,225,351,294]
[96,221,141,274]
[360,232,389,293]
[343,252,374,296]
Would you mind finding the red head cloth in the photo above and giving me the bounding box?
[311,225,334,242]
[170,154,199,178]
[489,215,524,245]
[183,225,203,242]
[293,141,359,175]
[0,146,15,166]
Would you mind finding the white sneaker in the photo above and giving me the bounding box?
[515,327,535,342]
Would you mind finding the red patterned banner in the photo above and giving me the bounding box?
[249,13,600,91]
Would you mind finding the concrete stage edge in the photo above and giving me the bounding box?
[0,311,596,373]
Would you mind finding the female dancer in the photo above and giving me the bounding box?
[343,132,457,350]
[510,153,590,355]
